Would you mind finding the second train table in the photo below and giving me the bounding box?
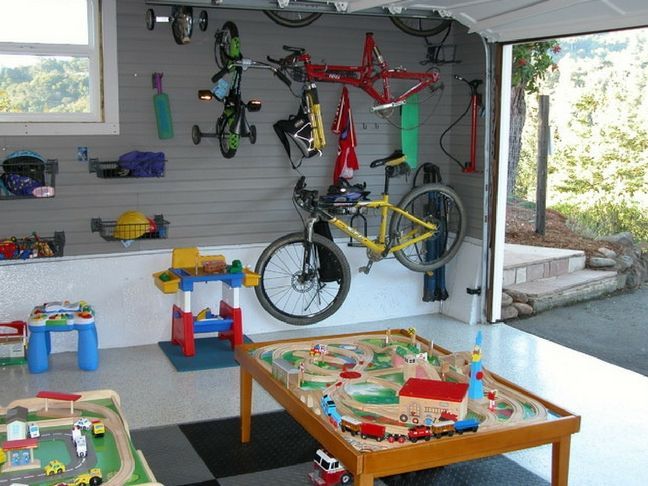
[234,329,580,486]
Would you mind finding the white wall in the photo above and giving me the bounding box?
[0,240,481,351]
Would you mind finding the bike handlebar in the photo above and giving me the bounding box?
[212,58,291,87]
[293,176,318,210]
[274,69,292,87]
[211,65,229,83]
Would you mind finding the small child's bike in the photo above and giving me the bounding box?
[192,21,291,158]
[254,151,466,325]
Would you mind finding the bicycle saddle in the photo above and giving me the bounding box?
[370,150,407,168]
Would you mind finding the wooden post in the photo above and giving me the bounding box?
[536,95,549,235]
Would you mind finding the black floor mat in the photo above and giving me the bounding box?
[179,410,320,478]
[175,411,548,486]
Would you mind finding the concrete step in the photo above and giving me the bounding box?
[503,243,586,286]
[504,269,619,313]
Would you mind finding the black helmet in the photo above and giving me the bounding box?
[171,6,193,45]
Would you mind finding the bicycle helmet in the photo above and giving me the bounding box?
[3,150,46,182]
[171,6,193,45]
[1,150,47,196]
[113,211,151,240]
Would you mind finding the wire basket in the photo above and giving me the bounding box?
[0,159,58,199]
[0,232,65,260]
[91,214,169,241]
[89,158,166,178]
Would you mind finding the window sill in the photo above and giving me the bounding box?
[1,121,120,136]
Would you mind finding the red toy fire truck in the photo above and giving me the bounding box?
[308,448,352,485]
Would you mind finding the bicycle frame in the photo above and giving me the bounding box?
[292,33,440,111]
[312,193,439,256]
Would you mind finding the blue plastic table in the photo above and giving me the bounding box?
[27,301,98,373]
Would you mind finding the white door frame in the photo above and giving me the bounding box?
[488,44,513,322]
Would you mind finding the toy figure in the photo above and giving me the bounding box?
[488,389,498,411]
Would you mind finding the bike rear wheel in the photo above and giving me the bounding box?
[263,10,322,28]
[255,232,351,326]
[215,21,240,69]
[389,16,451,37]
[389,183,466,272]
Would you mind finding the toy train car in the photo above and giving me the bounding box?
[340,416,406,443]
[339,415,480,443]
[320,394,342,426]
[407,418,480,441]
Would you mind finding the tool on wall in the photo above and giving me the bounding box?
[412,163,449,302]
[439,75,483,173]
[153,73,174,140]
[145,6,208,45]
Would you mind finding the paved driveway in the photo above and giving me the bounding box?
[506,284,648,376]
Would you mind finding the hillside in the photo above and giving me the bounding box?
[505,201,621,260]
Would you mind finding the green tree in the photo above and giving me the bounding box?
[550,35,648,241]
[508,41,560,195]
[0,58,89,114]
[0,89,11,111]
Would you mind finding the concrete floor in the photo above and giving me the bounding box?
[1,314,647,485]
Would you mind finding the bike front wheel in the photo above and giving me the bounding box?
[255,232,351,326]
[389,183,466,272]
[217,113,239,159]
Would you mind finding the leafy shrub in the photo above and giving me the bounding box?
[553,201,648,242]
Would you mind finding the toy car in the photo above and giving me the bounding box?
[44,459,66,475]
[71,467,102,486]
[28,422,40,438]
[75,435,87,457]
[74,418,92,430]
[91,420,105,437]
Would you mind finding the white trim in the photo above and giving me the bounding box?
[490,44,513,322]
[0,0,119,136]
[479,38,492,325]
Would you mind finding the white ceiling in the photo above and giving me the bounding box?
[149,0,648,42]
[363,0,648,41]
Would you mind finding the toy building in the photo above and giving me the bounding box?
[2,406,40,472]
[0,321,26,366]
[272,357,300,388]
[399,378,469,422]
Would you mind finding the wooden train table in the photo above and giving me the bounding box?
[235,329,580,486]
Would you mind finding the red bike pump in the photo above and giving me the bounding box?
[457,75,483,174]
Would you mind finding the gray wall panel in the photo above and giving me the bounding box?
[1,3,485,256]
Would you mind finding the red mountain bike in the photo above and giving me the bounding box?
[268,32,440,112]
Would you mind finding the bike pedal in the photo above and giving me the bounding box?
[359,262,373,274]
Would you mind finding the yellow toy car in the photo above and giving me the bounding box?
[91,420,105,437]
[44,459,66,475]
[72,467,102,486]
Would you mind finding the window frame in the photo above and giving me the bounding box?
[0,0,119,135]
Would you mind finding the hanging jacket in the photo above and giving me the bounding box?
[331,87,359,183]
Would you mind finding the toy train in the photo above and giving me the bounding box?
[321,394,479,444]
[339,415,479,443]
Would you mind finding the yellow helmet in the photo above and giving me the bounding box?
[114,211,150,240]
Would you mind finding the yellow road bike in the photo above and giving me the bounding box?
[255,152,466,325]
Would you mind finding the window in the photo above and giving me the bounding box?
[0,0,119,135]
